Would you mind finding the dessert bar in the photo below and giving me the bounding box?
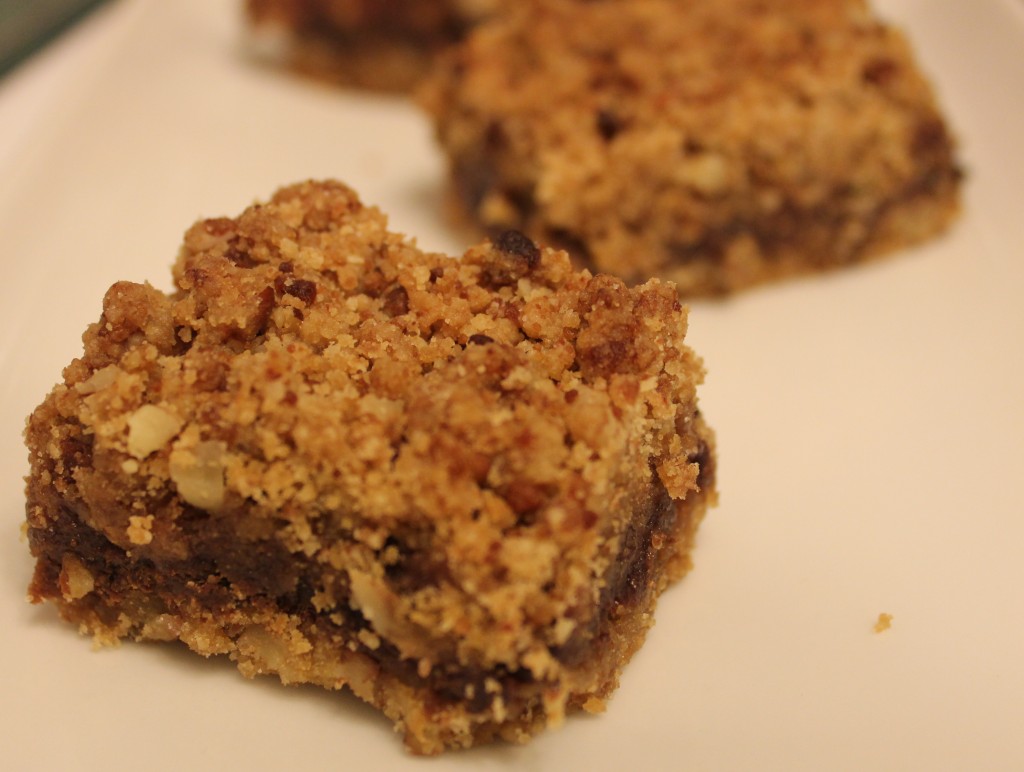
[422,0,962,294]
[25,180,716,753]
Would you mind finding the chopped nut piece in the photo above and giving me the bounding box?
[169,441,226,510]
[74,365,120,395]
[58,555,95,601]
[126,404,183,459]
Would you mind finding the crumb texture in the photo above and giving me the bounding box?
[422,0,962,294]
[25,180,715,753]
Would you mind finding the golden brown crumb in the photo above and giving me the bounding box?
[874,613,894,633]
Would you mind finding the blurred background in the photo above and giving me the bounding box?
[0,0,108,74]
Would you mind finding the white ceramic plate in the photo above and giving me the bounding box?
[2,1,1023,769]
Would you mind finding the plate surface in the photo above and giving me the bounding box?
[2,1,1023,769]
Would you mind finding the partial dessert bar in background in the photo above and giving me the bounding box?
[25,180,716,753]
[421,0,962,295]
[245,0,504,91]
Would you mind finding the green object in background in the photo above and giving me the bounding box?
[0,0,109,75]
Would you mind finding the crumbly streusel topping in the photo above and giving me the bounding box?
[40,180,708,675]
[421,0,959,285]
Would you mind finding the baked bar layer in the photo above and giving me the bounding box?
[25,180,716,754]
[422,0,962,295]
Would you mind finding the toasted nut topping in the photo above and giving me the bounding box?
[74,365,120,395]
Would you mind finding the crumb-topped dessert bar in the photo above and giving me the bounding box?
[421,0,962,295]
[245,0,504,92]
[25,180,716,753]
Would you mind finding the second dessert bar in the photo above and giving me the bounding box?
[422,0,962,294]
